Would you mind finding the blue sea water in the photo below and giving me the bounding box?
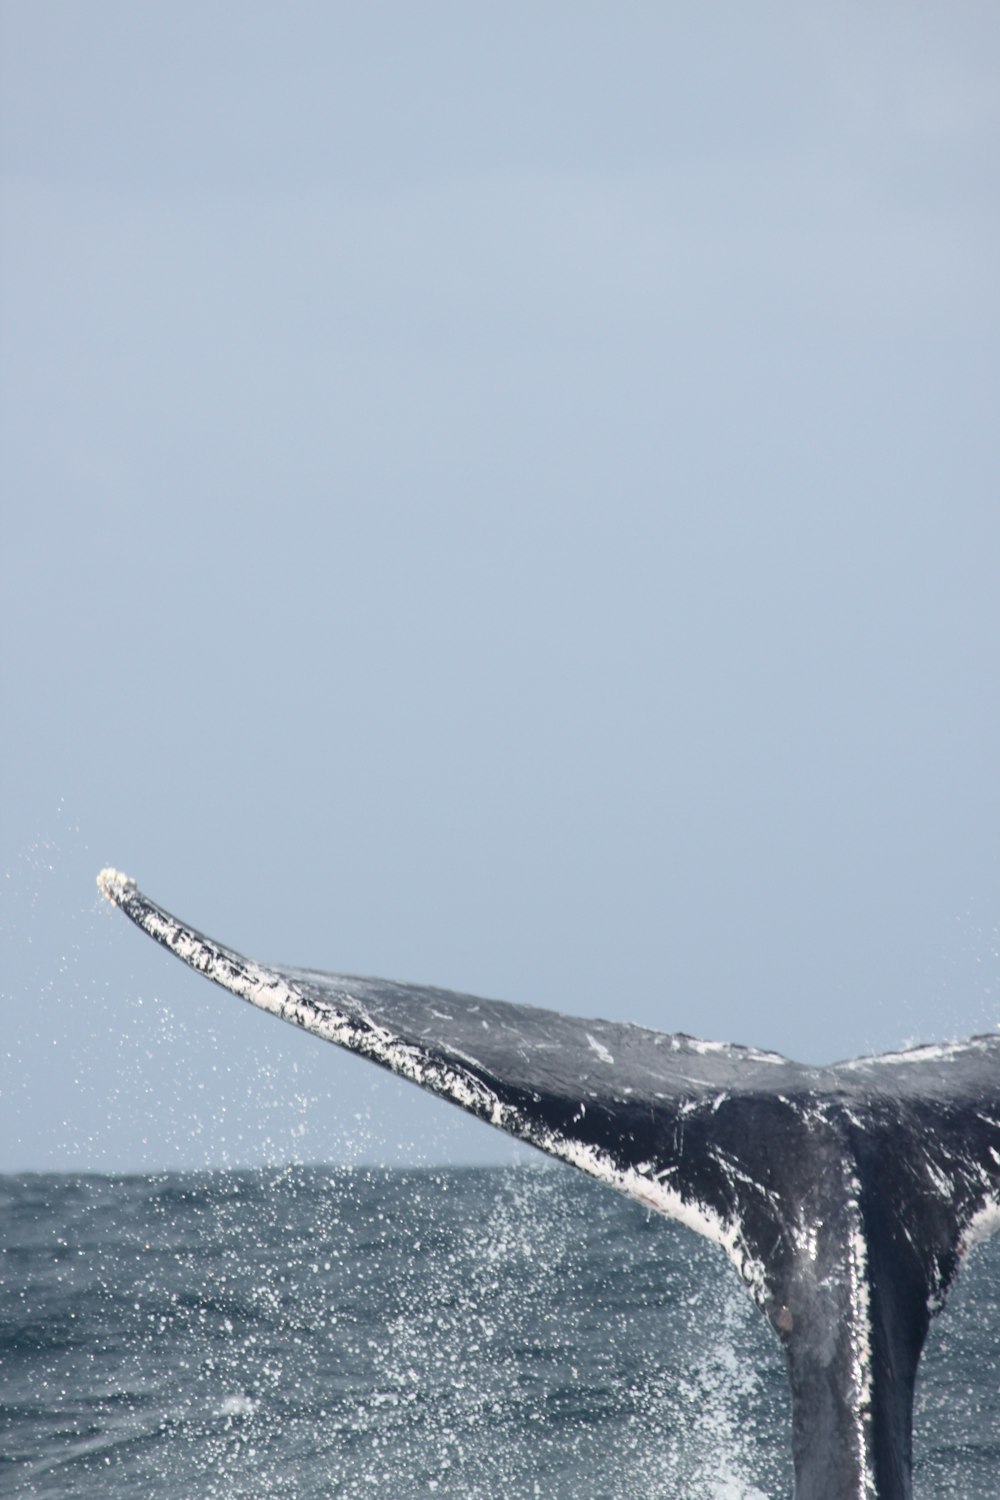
[1,1167,998,1498]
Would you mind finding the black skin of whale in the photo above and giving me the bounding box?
[98,872,1000,1500]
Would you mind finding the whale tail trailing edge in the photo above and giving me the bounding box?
[98,869,1000,1500]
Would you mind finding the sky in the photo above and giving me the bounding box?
[2,1,999,1173]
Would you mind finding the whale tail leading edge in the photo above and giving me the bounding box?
[97,870,1000,1500]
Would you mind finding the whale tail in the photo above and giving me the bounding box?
[98,869,1000,1500]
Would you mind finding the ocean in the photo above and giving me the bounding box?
[2,1166,998,1498]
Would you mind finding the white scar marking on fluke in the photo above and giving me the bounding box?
[839,1038,990,1070]
[586,1033,614,1065]
[924,1160,951,1197]
[96,867,768,1304]
[845,1173,876,1500]
[682,1036,787,1065]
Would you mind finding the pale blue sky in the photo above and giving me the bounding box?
[3,2,999,1171]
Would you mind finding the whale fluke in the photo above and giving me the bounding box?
[98,869,1000,1500]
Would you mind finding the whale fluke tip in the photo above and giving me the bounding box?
[97,867,136,905]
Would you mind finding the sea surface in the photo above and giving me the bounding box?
[2,1166,998,1498]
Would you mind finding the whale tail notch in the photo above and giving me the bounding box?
[97,869,1000,1500]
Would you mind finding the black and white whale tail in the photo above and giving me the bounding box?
[97,869,1000,1500]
